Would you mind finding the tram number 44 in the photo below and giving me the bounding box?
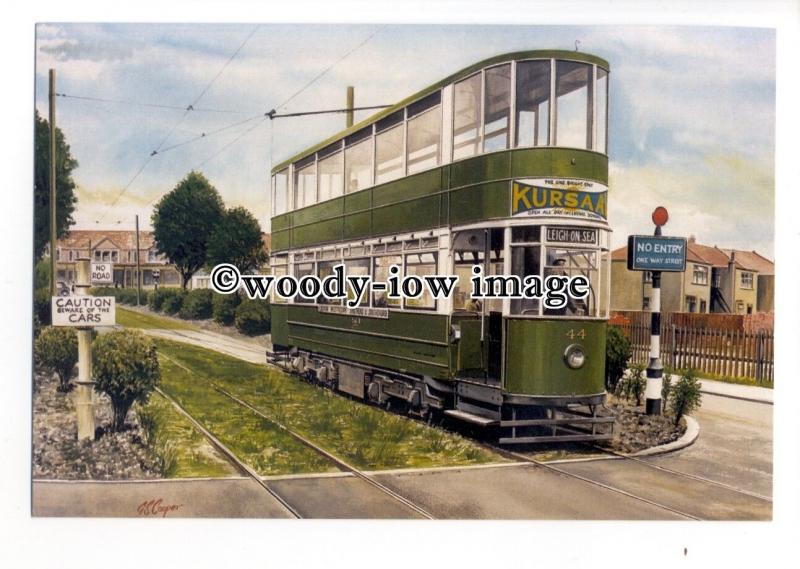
[566,328,586,340]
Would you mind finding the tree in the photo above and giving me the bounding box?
[206,206,268,273]
[93,329,160,432]
[670,369,703,426]
[34,110,78,262]
[151,171,224,289]
[605,326,632,391]
[34,326,79,392]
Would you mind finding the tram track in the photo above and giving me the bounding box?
[156,351,435,520]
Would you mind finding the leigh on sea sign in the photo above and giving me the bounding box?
[91,262,114,285]
[52,296,116,326]
[627,235,687,272]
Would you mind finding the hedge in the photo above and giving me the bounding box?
[179,289,214,320]
[234,298,271,336]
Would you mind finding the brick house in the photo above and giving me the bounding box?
[55,230,181,288]
[609,237,774,314]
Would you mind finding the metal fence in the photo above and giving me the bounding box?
[610,311,774,383]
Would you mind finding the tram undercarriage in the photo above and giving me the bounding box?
[267,347,615,445]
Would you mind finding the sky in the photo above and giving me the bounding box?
[34,23,776,257]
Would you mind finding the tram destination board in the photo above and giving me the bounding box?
[546,226,597,244]
[627,235,687,272]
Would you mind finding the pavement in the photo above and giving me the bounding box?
[698,377,773,404]
[33,325,772,520]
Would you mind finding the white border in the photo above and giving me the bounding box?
[2,2,798,569]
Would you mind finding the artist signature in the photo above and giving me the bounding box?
[137,498,183,518]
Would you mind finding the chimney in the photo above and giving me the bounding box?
[688,235,696,244]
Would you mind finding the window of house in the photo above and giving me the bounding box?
[747,304,753,314]
[93,250,101,261]
[643,271,652,284]
[483,64,511,152]
[642,297,650,310]
[293,156,317,209]
[685,296,697,313]
[344,128,373,193]
[111,251,119,263]
[700,299,707,313]
[712,270,722,287]
[406,92,441,174]
[740,271,754,289]
[375,111,405,184]
[452,73,482,160]
[692,264,709,285]
[317,144,343,202]
[736,300,745,314]
[274,168,289,215]
[555,60,593,149]
[515,60,551,148]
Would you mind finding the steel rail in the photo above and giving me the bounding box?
[213,385,436,520]
[153,385,301,519]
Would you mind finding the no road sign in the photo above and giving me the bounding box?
[91,263,114,285]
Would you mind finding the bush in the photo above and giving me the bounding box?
[617,363,646,406]
[34,287,52,326]
[149,288,181,313]
[179,289,214,320]
[161,290,187,315]
[671,368,702,426]
[234,298,271,335]
[212,292,240,325]
[605,326,631,392]
[661,366,674,408]
[34,326,78,392]
[93,329,161,432]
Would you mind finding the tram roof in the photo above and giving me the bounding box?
[271,49,609,173]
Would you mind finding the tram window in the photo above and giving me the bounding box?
[596,67,608,154]
[484,64,511,152]
[407,106,441,174]
[317,261,341,305]
[453,73,482,160]
[318,151,343,202]
[510,245,541,315]
[294,262,315,304]
[375,124,404,184]
[274,168,289,215]
[515,60,551,148]
[512,226,541,243]
[271,265,288,303]
[404,252,437,310]
[373,255,402,308]
[556,61,593,150]
[544,247,599,317]
[294,161,317,209]
[344,258,370,307]
[345,137,373,193]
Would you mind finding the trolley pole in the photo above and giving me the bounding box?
[75,258,96,440]
[345,86,354,128]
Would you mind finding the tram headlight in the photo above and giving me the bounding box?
[564,344,586,369]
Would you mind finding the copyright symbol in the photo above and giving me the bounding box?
[210,264,240,294]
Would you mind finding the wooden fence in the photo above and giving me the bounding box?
[610,311,774,383]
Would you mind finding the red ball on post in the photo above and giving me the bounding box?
[652,206,669,227]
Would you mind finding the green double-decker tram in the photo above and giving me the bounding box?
[268,50,613,443]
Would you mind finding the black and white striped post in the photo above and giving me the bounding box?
[645,207,669,415]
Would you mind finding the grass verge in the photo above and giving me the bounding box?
[155,339,502,474]
[117,307,196,330]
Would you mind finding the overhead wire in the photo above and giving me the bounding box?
[54,92,254,114]
[96,24,260,224]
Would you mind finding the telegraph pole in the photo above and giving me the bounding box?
[48,69,57,296]
[345,86,354,128]
[135,214,142,305]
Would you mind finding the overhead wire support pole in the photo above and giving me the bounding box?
[135,215,141,306]
[48,69,57,297]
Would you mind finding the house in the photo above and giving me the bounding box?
[55,230,181,288]
[609,237,774,314]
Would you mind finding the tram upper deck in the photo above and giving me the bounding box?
[269,50,610,254]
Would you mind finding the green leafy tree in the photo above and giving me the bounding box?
[93,330,160,432]
[605,327,632,391]
[671,369,703,426]
[206,206,268,273]
[34,326,78,392]
[151,171,224,289]
[34,110,78,261]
